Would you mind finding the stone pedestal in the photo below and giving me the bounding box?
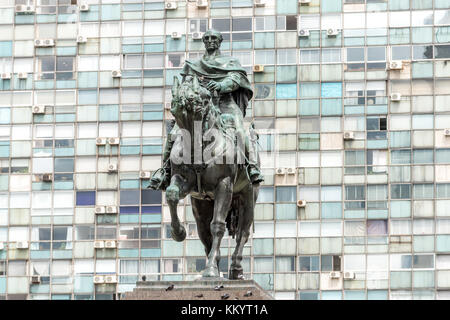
[120,279,273,300]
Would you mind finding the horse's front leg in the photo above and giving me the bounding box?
[202,176,233,278]
[166,174,190,242]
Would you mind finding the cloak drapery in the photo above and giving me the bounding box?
[181,55,253,117]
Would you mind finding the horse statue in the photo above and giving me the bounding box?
[165,75,260,279]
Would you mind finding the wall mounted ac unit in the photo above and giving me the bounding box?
[197,0,208,8]
[286,167,296,175]
[79,4,90,11]
[31,276,41,284]
[165,102,172,110]
[299,29,310,37]
[343,131,355,140]
[389,61,403,70]
[140,171,151,179]
[104,240,117,249]
[390,93,402,101]
[1,72,12,79]
[94,240,105,249]
[254,0,265,6]
[108,137,120,145]
[94,275,105,284]
[343,271,355,280]
[165,2,178,10]
[32,105,46,114]
[297,200,307,207]
[111,70,122,78]
[106,206,118,214]
[329,271,341,279]
[77,36,88,43]
[108,163,118,172]
[104,275,118,283]
[42,173,53,182]
[192,32,203,40]
[18,72,28,79]
[253,65,264,73]
[327,29,339,37]
[96,137,107,145]
[16,241,29,249]
[275,168,286,175]
[95,206,106,214]
[444,129,450,136]
[171,32,181,39]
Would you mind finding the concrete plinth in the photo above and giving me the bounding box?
[120,279,273,300]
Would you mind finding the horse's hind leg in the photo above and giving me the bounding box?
[166,174,189,242]
[230,184,258,280]
[191,198,214,258]
[202,176,233,278]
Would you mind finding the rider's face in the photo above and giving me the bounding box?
[203,35,221,51]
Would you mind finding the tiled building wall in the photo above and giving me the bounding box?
[0,0,450,300]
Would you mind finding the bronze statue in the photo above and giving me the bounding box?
[149,29,263,279]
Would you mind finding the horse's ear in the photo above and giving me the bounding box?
[172,76,179,96]
[192,75,199,91]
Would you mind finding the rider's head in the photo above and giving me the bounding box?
[202,29,222,52]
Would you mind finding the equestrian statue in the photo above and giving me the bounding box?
[148,29,263,280]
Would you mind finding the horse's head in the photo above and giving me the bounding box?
[171,75,212,122]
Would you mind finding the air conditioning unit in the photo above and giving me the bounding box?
[94,240,105,249]
[171,32,181,39]
[389,61,403,70]
[197,0,208,8]
[297,200,307,207]
[34,39,55,47]
[329,271,341,279]
[165,2,178,10]
[107,163,118,172]
[327,29,339,37]
[111,70,122,78]
[104,275,118,283]
[444,129,450,136]
[390,93,402,101]
[192,32,203,40]
[343,271,355,280]
[106,206,118,214]
[15,5,35,14]
[79,4,90,11]
[95,206,106,214]
[77,36,88,43]
[94,275,105,284]
[343,131,355,140]
[32,105,46,114]
[254,0,265,6]
[1,72,12,79]
[140,171,151,179]
[108,137,120,145]
[299,29,310,37]
[42,173,53,182]
[299,0,311,5]
[286,167,296,175]
[31,276,41,284]
[275,168,286,175]
[0,243,4,250]
[165,102,172,110]
[18,72,28,79]
[253,65,264,73]
[96,137,107,145]
[16,241,29,249]
[104,240,117,249]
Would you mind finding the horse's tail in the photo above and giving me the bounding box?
[225,196,241,239]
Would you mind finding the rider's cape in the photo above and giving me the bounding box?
[181,55,253,117]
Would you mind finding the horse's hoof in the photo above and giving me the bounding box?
[229,269,244,280]
[202,266,219,278]
[171,225,186,242]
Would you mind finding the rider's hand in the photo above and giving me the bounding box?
[206,80,221,93]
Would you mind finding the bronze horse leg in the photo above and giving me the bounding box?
[166,174,191,242]
[202,176,233,278]
[229,184,258,279]
[191,197,214,258]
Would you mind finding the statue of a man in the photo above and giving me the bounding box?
[149,29,264,190]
